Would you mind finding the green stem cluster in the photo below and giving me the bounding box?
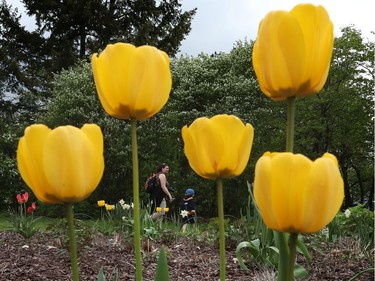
[131,118,143,281]
[216,179,226,281]
[277,96,298,281]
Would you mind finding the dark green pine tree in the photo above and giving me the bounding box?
[0,0,196,97]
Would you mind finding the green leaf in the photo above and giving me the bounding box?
[154,247,170,281]
[267,246,280,255]
[296,238,311,262]
[235,241,261,271]
[97,266,106,281]
[294,264,309,278]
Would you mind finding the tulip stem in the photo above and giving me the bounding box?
[286,96,296,153]
[216,179,226,281]
[131,118,142,281]
[65,203,79,281]
[275,231,289,281]
[287,233,298,281]
[275,96,297,281]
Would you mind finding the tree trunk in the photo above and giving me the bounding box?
[341,165,353,208]
[354,166,365,203]
[367,178,374,211]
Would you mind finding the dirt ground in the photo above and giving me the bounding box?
[0,231,373,280]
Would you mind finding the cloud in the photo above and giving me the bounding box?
[179,0,374,56]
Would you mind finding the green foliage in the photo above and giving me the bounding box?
[348,268,375,281]
[235,183,311,278]
[294,26,374,208]
[95,199,135,236]
[329,205,374,248]
[235,183,278,269]
[44,218,97,251]
[142,216,180,244]
[0,25,373,220]
[154,247,171,281]
[6,192,39,239]
[0,0,196,213]
[38,61,134,208]
[7,207,39,239]
[97,266,119,281]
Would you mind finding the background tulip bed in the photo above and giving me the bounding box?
[0,201,373,280]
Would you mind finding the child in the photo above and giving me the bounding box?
[180,188,196,232]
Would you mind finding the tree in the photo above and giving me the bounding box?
[294,26,374,209]
[36,61,133,215]
[0,0,196,124]
[2,25,372,217]
[168,40,287,217]
[0,0,196,92]
[0,0,196,212]
[0,1,50,110]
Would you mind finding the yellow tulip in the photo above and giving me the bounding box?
[91,42,172,120]
[182,114,254,180]
[254,152,344,233]
[252,4,334,100]
[17,124,104,204]
[156,207,169,213]
[97,200,105,207]
[105,204,115,211]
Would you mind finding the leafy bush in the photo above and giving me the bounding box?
[329,205,374,246]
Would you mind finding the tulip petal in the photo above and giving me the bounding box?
[17,124,104,204]
[81,124,105,189]
[182,114,253,180]
[291,4,334,94]
[303,155,344,232]
[254,11,305,99]
[92,43,135,118]
[211,115,254,177]
[182,118,224,179]
[254,154,279,229]
[42,126,100,202]
[259,153,312,232]
[17,125,60,204]
[254,152,344,233]
[252,4,333,100]
[129,46,172,119]
[92,42,171,120]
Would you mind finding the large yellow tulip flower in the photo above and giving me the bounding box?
[91,42,172,120]
[182,114,254,180]
[17,124,105,204]
[252,4,334,100]
[254,152,344,233]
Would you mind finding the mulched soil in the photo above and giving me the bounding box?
[0,231,373,281]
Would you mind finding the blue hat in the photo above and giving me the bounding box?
[185,188,195,196]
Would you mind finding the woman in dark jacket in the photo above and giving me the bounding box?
[151,163,173,220]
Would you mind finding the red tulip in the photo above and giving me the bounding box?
[16,192,29,204]
[22,192,29,203]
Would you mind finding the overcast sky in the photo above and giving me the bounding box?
[179,0,374,56]
[7,0,374,57]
